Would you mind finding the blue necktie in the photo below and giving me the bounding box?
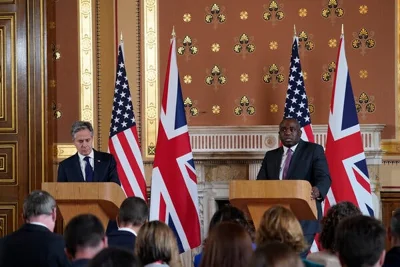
[84,156,93,182]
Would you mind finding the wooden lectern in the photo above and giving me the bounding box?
[229,180,317,229]
[42,182,126,229]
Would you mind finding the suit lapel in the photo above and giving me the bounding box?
[286,140,303,179]
[74,153,85,182]
[272,147,284,179]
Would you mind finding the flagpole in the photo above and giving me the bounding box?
[294,24,297,36]
[172,26,176,38]
[120,32,124,55]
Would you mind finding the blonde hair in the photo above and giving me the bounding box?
[134,221,181,267]
[256,206,307,253]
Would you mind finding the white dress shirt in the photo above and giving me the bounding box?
[29,222,49,230]
[78,150,94,181]
[279,144,298,180]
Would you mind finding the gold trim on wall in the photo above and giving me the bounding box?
[143,0,159,158]
[381,0,400,154]
[79,0,95,128]
[54,144,77,160]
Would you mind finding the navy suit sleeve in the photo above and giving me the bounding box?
[312,145,331,200]
[108,154,121,185]
[57,162,67,182]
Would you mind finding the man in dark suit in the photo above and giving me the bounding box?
[257,118,331,252]
[384,208,400,267]
[57,121,120,184]
[64,214,108,267]
[0,190,71,267]
[107,196,148,251]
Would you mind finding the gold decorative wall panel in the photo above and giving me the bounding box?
[0,203,16,237]
[79,0,94,126]
[0,142,16,184]
[143,0,159,157]
[0,15,15,132]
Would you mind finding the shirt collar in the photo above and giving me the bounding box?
[29,222,49,230]
[283,143,298,154]
[118,227,137,236]
[78,150,94,161]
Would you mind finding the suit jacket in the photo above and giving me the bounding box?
[57,149,120,185]
[107,230,136,251]
[71,259,90,267]
[383,246,400,267]
[0,224,71,267]
[257,140,331,235]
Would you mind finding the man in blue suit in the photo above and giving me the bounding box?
[257,118,331,255]
[57,121,120,185]
[107,196,148,251]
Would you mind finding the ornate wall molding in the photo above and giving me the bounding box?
[79,0,94,127]
[143,0,159,158]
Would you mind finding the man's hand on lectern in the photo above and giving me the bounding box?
[311,186,321,200]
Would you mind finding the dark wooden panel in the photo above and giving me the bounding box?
[0,0,48,235]
[381,191,400,250]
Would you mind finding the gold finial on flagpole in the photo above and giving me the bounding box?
[120,32,123,42]
[172,26,176,37]
[341,24,344,35]
[294,24,297,36]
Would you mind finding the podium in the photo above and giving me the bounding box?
[42,182,126,228]
[229,180,317,229]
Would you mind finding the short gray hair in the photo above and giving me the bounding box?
[71,121,94,139]
[391,208,400,237]
[23,190,57,220]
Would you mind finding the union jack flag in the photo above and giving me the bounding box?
[324,35,374,216]
[108,43,147,200]
[310,34,374,252]
[284,37,314,142]
[149,35,201,253]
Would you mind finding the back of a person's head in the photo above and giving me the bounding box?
[256,205,307,253]
[335,215,386,267]
[88,247,141,267]
[118,197,148,226]
[208,205,253,239]
[23,190,56,220]
[134,220,180,267]
[200,222,253,267]
[319,201,361,252]
[249,242,304,267]
[64,214,106,258]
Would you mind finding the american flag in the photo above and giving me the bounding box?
[108,43,148,200]
[149,35,201,253]
[284,37,314,142]
[310,35,374,252]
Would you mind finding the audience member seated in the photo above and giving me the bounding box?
[249,242,304,267]
[0,190,70,267]
[108,196,148,251]
[256,205,323,267]
[384,208,400,267]
[88,247,141,267]
[199,222,253,267]
[335,215,386,267]
[307,201,361,267]
[134,220,181,267]
[193,205,254,267]
[64,214,108,267]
